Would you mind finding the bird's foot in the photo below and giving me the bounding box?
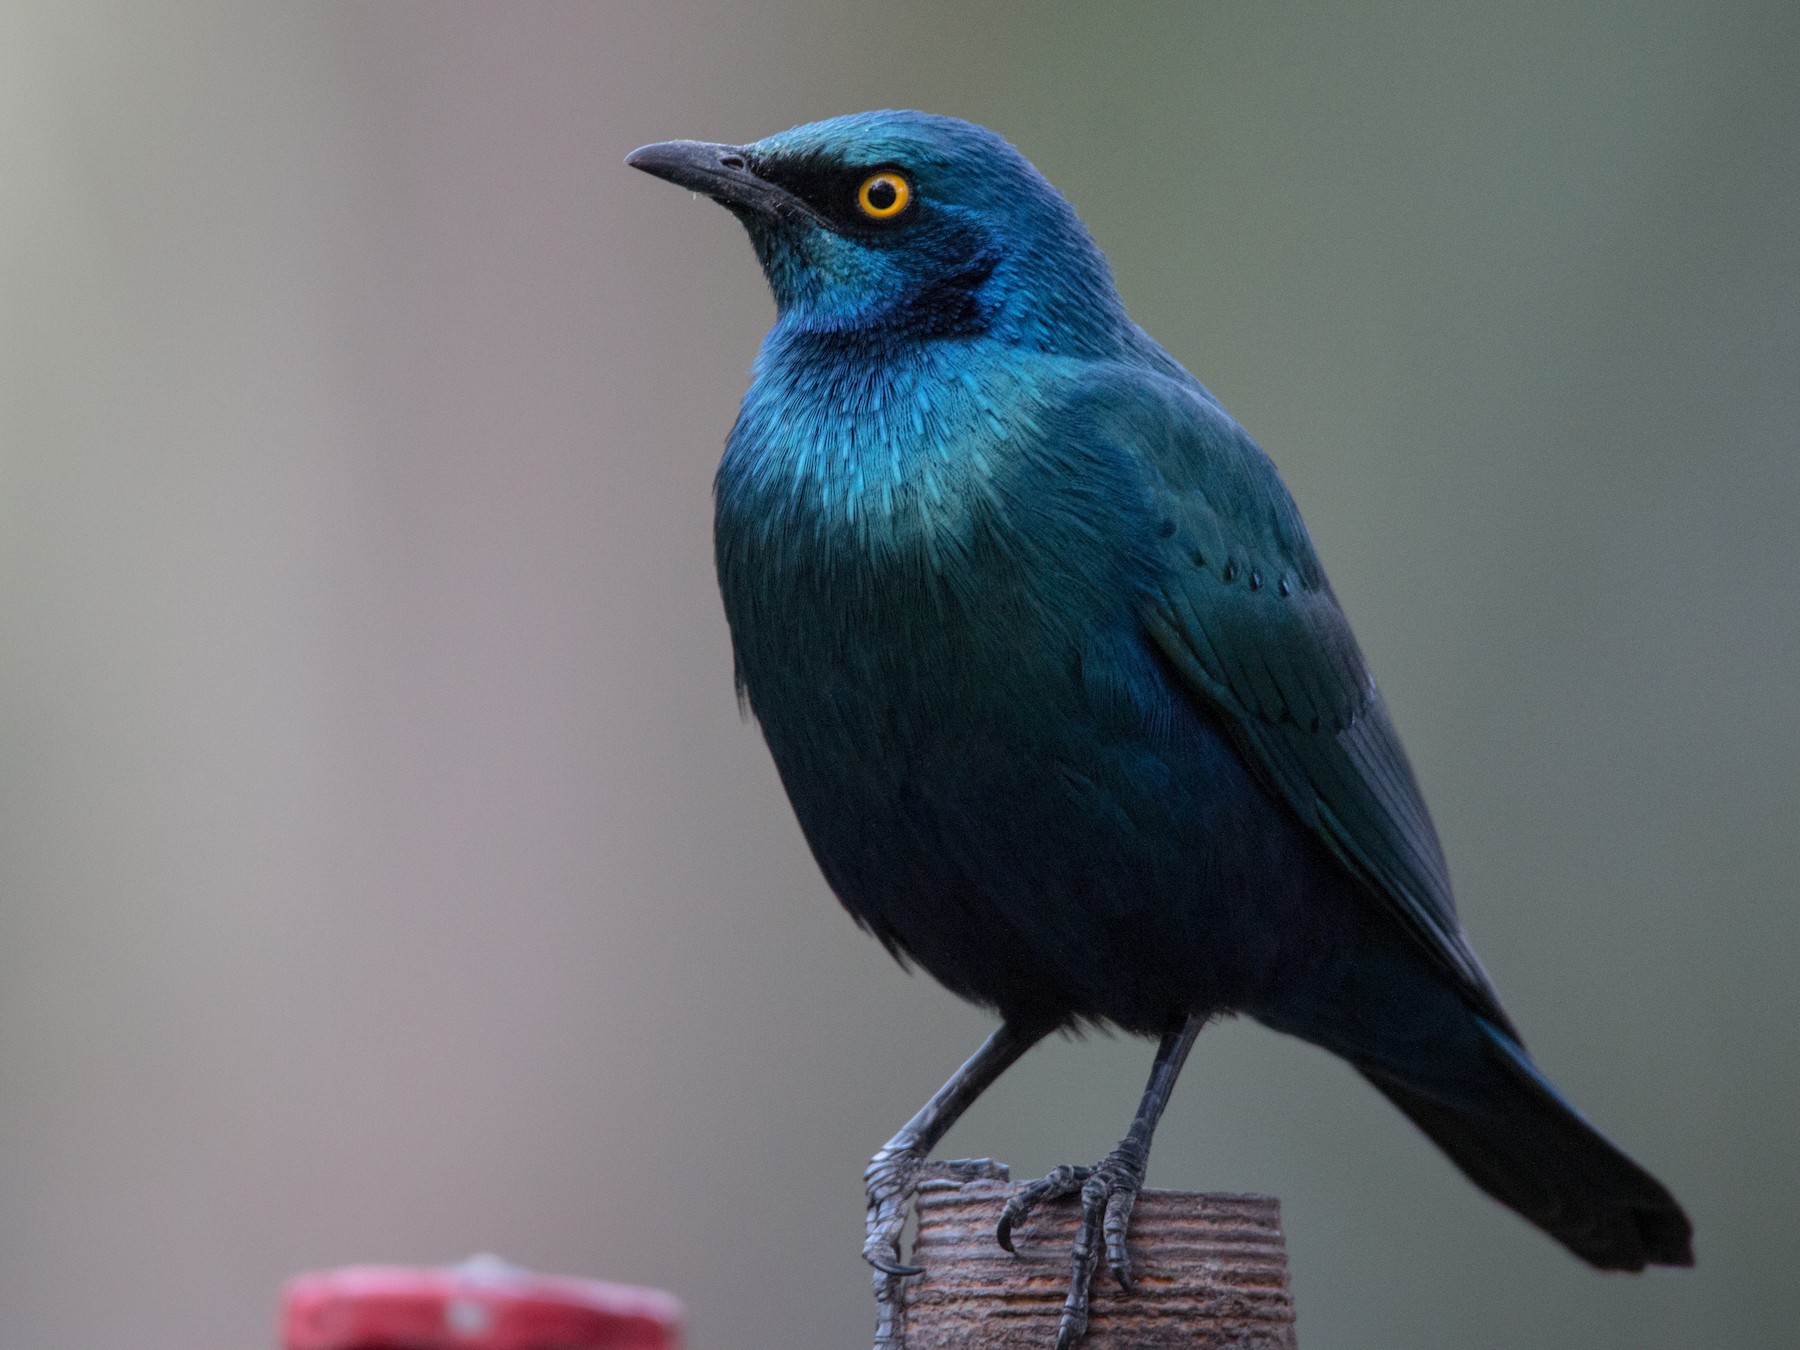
[865,1149,1005,1350]
[996,1145,1147,1350]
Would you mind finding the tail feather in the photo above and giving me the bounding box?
[1357,1017,1693,1270]
[1261,924,1693,1270]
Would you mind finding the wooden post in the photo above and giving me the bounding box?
[901,1162,1297,1349]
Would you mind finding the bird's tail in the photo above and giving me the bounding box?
[1357,1016,1693,1269]
[1262,936,1693,1270]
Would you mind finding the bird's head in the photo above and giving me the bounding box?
[627,111,1132,353]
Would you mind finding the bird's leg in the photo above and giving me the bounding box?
[866,1020,1044,1350]
[996,1014,1203,1350]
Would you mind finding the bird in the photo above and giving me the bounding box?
[626,111,1693,1349]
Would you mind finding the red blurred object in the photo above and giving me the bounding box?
[281,1254,683,1350]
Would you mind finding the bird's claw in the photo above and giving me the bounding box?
[997,1147,1146,1349]
[864,1152,1009,1347]
[863,1143,923,1350]
[995,1162,1093,1252]
[867,1253,923,1278]
[862,1144,922,1270]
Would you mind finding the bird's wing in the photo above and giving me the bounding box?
[1066,366,1515,1035]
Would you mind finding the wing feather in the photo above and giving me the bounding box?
[1073,369,1515,1034]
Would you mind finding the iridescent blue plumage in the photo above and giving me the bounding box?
[630,111,1691,1348]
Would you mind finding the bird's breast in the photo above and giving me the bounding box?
[717,343,1177,809]
[713,343,1148,693]
[720,339,1046,558]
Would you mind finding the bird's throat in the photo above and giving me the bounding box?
[724,337,1066,554]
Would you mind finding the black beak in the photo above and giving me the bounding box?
[625,140,820,226]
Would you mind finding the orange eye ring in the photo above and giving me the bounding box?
[856,171,911,220]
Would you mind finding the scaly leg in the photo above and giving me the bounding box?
[996,1015,1203,1350]
[865,1021,1045,1350]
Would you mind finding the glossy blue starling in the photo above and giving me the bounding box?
[627,111,1692,1350]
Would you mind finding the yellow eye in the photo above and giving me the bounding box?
[856,171,911,220]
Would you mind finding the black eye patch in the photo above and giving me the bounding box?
[748,155,915,234]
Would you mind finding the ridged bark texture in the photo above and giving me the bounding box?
[903,1163,1297,1348]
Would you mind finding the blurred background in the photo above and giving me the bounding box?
[3,3,1796,1347]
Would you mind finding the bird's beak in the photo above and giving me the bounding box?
[625,140,819,226]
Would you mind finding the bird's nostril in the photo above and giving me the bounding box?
[719,153,746,169]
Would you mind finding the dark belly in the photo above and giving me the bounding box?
[735,601,1362,1034]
